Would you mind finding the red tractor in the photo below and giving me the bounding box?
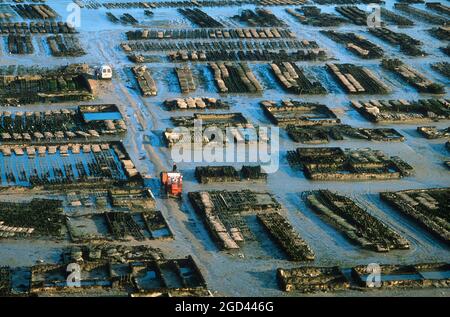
[160,165,183,198]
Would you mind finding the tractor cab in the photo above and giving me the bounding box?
[160,164,183,198]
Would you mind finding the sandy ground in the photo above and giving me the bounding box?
[0,0,449,297]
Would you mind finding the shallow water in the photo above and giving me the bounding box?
[82,111,123,121]
[0,148,127,186]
